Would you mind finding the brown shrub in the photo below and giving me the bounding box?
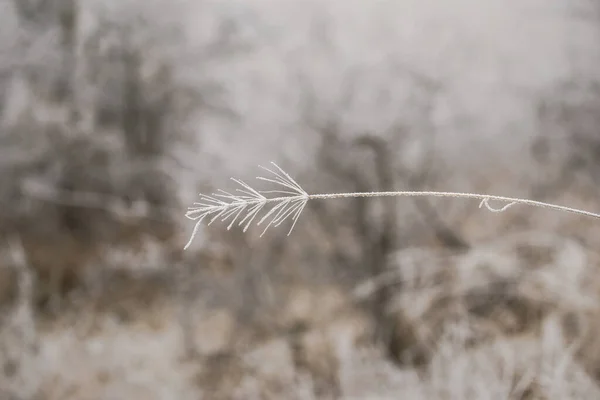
[386,231,599,371]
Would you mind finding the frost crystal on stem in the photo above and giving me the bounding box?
[184,162,308,250]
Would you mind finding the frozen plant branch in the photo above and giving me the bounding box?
[184,162,309,250]
[183,162,600,250]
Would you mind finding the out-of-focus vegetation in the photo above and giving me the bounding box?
[0,0,600,399]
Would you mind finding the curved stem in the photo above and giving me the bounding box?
[184,162,600,249]
[308,191,600,220]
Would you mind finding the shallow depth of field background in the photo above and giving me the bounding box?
[1,0,600,399]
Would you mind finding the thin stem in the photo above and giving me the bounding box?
[308,191,600,220]
[183,162,600,250]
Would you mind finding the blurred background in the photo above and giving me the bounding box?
[1,0,600,399]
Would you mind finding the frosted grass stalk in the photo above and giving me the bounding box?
[183,162,600,250]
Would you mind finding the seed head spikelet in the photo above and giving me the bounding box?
[183,161,600,250]
[183,162,308,250]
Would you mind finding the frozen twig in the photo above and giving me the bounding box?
[183,162,600,250]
